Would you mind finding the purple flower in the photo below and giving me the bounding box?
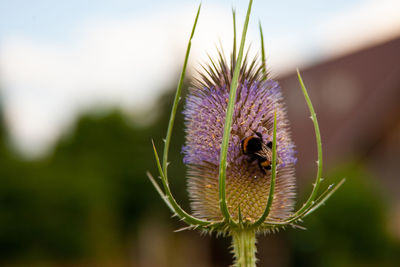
[183,55,297,222]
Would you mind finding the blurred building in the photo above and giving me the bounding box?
[278,35,400,238]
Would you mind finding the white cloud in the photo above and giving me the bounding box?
[0,4,236,157]
[1,0,399,157]
[318,0,400,57]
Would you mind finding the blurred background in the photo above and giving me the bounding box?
[0,0,399,266]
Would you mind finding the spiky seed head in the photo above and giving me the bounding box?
[182,52,297,223]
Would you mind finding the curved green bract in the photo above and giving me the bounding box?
[219,0,253,224]
[232,9,237,67]
[259,22,267,77]
[261,71,345,226]
[290,70,324,217]
[152,142,211,226]
[253,112,277,227]
[147,4,214,228]
[162,4,201,178]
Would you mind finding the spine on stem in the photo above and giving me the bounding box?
[232,230,257,267]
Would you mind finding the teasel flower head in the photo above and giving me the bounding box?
[183,55,297,223]
[147,1,345,265]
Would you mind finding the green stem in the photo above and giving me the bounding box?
[232,230,257,267]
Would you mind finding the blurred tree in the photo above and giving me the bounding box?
[0,85,189,264]
[1,83,399,266]
[288,163,400,267]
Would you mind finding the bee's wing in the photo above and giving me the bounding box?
[256,143,281,164]
[255,143,272,160]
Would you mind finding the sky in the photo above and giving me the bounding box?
[0,0,399,157]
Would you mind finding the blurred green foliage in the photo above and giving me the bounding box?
[0,86,399,266]
[288,163,400,267]
[0,88,188,264]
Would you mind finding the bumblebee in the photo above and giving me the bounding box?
[241,132,275,174]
